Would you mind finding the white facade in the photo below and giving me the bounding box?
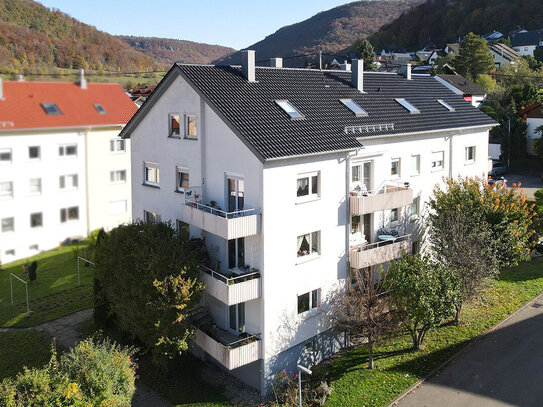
[513,45,537,57]
[526,117,543,156]
[128,73,492,394]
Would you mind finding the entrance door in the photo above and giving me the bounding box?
[227,177,244,213]
[229,303,246,333]
[228,238,245,270]
[363,162,372,191]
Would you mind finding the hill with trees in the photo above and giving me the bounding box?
[368,0,543,50]
[215,0,424,67]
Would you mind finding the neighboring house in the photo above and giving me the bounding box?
[434,74,487,108]
[445,43,460,55]
[521,103,543,156]
[482,30,503,42]
[119,52,496,395]
[0,72,137,264]
[511,29,543,57]
[489,43,521,68]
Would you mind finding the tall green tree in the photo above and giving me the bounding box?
[348,39,377,71]
[454,33,494,80]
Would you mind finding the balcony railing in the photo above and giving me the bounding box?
[200,265,261,305]
[350,234,411,269]
[350,181,413,215]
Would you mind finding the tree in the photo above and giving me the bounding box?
[94,220,205,365]
[327,267,400,368]
[348,39,377,71]
[385,254,459,350]
[454,33,494,80]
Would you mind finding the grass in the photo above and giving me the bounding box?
[0,243,93,328]
[0,330,52,380]
[313,259,543,407]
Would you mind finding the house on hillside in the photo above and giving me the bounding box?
[511,30,543,57]
[489,43,520,68]
[119,52,496,395]
[434,74,487,108]
[0,71,137,264]
[482,31,503,42]
[521,103,543,156]
[445,43,460,55]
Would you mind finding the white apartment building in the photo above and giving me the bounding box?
[119,52,497,394]
[0,75,137,264]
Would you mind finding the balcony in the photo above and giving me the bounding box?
[350,235,411,269]
[200,266,261,305]
[350,182,413,215]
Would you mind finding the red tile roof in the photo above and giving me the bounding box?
[0,81,138,131]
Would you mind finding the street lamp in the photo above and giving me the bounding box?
[297,364,312,407]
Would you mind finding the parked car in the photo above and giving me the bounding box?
[536,240,543,254]
[489,161,507,177]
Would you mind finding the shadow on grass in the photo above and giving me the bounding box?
[497,258,543,283]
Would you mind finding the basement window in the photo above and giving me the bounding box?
[275,100,304,119]
[94,104,107,114]
[340,99,368,117]
[395,98,420,114]
[436,99,455,112]
[41,103,62,115]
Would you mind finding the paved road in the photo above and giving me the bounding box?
[505,170,542,200]
[396,294,543,407]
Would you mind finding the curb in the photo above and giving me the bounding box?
[388,289,543,406]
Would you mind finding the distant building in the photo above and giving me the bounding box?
[445,43,460,55]
[521,103,543,156]
[489,43,520,68]
[482,30,503,42]
[511,29,543,57]
[434,74,487,108]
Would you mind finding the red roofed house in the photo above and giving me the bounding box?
[0,71,138,263]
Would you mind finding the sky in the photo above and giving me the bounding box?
[37,0,351,50]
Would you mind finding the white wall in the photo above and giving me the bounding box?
[526,117,543,156]
[513,45,536,57]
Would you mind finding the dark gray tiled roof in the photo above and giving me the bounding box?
[511,30,543,47]
[436,74,487,96]
[490,43,520,62]
[176,65,496,160]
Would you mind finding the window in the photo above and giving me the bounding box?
[395,98,420,114]
[94,104,107,114]
[29,244,39,251]
[229,303,246,333]
[28,146,40,160]
[169,114,180,136]
[110,170,126,183]
[340,99,368,117]
[0,148,12,163]
[176,219,190,240]
[175,167,189,192]
[411,154,420,175]
[297,231,320,258]
[144,163,159,186]
[465,146,476,163]
[351,165,360,183]
[59,174,78,190]
[58,144,77,157]
[390,208,399,223]
[412,241,420,255]
[0,182,13,199]
[184,114,197,139]
[1,217,14,233]
[60,207,79,223]
[296,172,319,199]
[41,103,62,115]
[436,99,455,112]
[297,289,320,314]
[144,210,160,222]
[431,151,444,170]
[30,212,43,228]
[109,139,126,153]
[109,200,127,215]
[351,215,361,234]
[391,158,400,177]
[410,197,420,217]
[5,249,15,256]
[29,178,41,194]
[275,100,304,119]
[228,238,245,269]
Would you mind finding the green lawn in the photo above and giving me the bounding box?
[314,259,543,407]
[0,243,93,328]
[0,330,52,380]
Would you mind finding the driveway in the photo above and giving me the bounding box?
[505,170,542,200]
[395,294,543,407]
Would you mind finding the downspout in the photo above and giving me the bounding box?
[448,131,460,179]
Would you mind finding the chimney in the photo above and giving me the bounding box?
[241,50,256,82]
[351,59,364,92]
[340,62,351,71]
[270,57,283,68]
[17,74,23,82]
[79,68,87,89]
[402,63,412,80]
[0,78,3,100]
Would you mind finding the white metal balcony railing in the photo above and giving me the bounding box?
[181,186,260,240]
[350,234,411,269]
[350,181,413,215]
[200,265,261,305]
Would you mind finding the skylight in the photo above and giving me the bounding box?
[275,100,304,119]
[395,98,420,114]
[94,104,107,114]
[41,103,62,115]
[436,99,455,112]
[340,99,368,117]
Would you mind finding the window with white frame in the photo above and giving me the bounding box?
[391,158,400,177]
[390,208,399,223]
[143,210,160,222]
[30,212,43,228]
[29,178,41,194]
[175,166,189,192]
[5,249,15,256]
[169,114,180,137]
[0,182,13,199]
[1,217,14,233]
[29,244,39,252]
[297,231,320,258]
[109,139,126,153]
[144,162,159,186]
[410,197,420,217]
[176,219,190,240]
[465,146,476,163]
[411,154,420,175]
[184,114,197,139]
[59,174,78,190]
[296,172,319,199]
[431,151,444,170]
[60,207,79,223]
[297,289,320,314]
[0,148,12,163]
[28,146,40,160]
[109,200,127,215]
[58,144,77,157]
[110,170,127,183]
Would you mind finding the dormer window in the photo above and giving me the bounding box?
[275,100,304,119]
[340,99,368,117]
[436,99,455,112]
[41,103,62,115]
[395,98,420,114]
[94,104,107,114]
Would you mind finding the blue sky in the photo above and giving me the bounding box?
[38,0,351,50]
